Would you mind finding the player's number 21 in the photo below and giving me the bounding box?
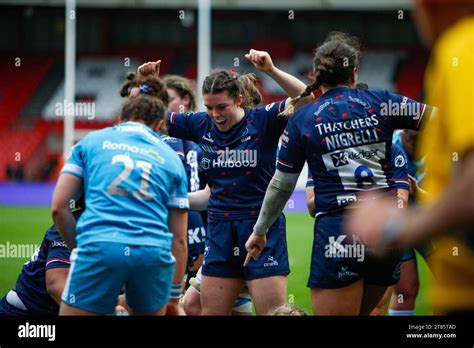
[107,154,153,200]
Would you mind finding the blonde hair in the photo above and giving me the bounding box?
[271,304,307,316]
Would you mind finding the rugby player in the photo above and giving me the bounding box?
[245,32,435,315]
[346,0,474,314]
[137,49,310,315]
[0,207,82,316]
[52,76,189,315]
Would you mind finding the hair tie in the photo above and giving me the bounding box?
[228,69,239,79]
[139,83,151,94]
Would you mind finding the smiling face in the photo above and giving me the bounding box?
[203,92,244,132]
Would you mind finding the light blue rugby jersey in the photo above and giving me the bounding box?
[61,121,189,249]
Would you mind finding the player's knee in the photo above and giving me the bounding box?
[182,288,202,316]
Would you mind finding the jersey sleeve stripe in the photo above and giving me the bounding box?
[395,179,409,184]
[46,258,71,266]
[170,112,176,124]
[277,159,294,169]
[61,163,84,178]
[167,197,190,209]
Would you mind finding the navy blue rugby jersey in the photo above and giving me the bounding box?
[13,210,82,315]
[167,100,287,219]
[278,87,432,216]
[161,136,201,193]
[306,144,409,191]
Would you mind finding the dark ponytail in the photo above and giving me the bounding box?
[280,31,362,117]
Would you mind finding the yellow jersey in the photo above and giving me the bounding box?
[419,16,474,312]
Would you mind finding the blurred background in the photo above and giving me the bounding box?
[0,0,433,314]
[0,0,427,184]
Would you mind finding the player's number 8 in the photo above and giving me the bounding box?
[107,154,154,200]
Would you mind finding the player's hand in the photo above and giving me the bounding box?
[344,192,402,251]
[115,305,129,315]
[408,174,418,196]
[244,232,266,266]
[137,60,161,79]
[245,49,275,73]
[166,298,184,316]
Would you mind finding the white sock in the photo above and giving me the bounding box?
[388,309,416,316]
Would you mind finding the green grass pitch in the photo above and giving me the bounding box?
[0,206,433,314]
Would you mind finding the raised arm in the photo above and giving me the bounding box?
[137,60,161,80]
[245,49,306,98]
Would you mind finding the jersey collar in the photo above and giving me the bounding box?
[320,86,352,99]
[119,121,158,134]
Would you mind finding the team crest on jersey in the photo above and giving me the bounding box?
[240,127,251,142]
[394,154,406,168]
[201,158,211,170]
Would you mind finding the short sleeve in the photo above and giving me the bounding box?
[391,145,409,190]
[167,112,209,143]
[45,234,71,270]
[167,162,190,210]
[306,167,314,188]
[61,140,85,178]
[276,112,306,174]
[162,136,185,162]
[382,91,435,131]
[260,100,288,137]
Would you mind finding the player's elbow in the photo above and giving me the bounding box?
[46,281,63,305]
[51,204,68,223]
[173,236,187,251]
[46,269,68,305]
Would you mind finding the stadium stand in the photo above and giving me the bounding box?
[0,56,54,181]
[42,57,141,121]
[0,45,424,182]
[357,50,407,91]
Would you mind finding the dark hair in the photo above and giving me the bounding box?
[120,76,168,128]
[164,75,197,111]
[282,32,362,115]
[119,73,170,106]
[202,70,262,109]
[119,72,139,98]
